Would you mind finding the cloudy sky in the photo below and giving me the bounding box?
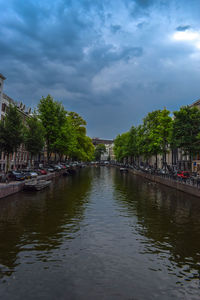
[1,0,200,139]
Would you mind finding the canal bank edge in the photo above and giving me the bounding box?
[127,168,200,198]
[0,171,65,199]
[1,166,200,200]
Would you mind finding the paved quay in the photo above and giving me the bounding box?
[0,171,64,199]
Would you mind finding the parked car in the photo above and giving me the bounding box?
[40,169,47,175]
[53,165,62,171]
[47,166,55,172]
[23,171,32,179]
[8,171,25,181]
[177,171,190,179]
[36,169,47,175]
[30,171,38,178]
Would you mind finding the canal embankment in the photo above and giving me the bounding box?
[2,165,200,199]
[128,168,200,198]
[0,170,65,199]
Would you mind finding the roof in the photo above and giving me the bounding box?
[92,138,114,145]
[0,73,6,80]
[190,99,200,107]
[3,93,14,104]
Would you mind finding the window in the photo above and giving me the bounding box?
[1,103,6,112]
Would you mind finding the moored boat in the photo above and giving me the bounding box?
[120,167,128,173]
[24,180,51,191]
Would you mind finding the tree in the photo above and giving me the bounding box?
[77,135,95,161]
[67,111,94,161]
[24,115,45,166]
[38,95,66,162]
[114,133,129,162]
[0,105,24,172]
[127,126,138,163]
[157,108,172,168]
[94,144,106,161]
[171,106,200,161]
[141,109,172,168]
[114,109,172,168]
[67,111,87,128]
[53,116,77,161]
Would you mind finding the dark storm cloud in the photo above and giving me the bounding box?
[176,25,191,31]
[1,0,200,138]
[110,25,122,33]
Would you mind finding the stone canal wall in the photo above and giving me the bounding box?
[129,168,200,198]
[0,171,64,199]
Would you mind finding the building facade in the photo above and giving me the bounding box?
[0,73,31,171]
[189,99,200,172]
[92,138,115,161]
[0,73,6,120]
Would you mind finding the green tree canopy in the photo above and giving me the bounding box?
[114,108,172,167]
[171,106,200,159]
[94,143,106,161]
[38,95,66,161]
[67,111,94,161]
[0,104,24,171]
[114,132,129,162]
[24,114,45,165]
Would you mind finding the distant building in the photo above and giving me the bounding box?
[92,138,115,161]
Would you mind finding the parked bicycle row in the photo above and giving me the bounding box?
[111,162,200,187]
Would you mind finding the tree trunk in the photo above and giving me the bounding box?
[6,153,10,173]
[14,152,17,171]
[31,153,33,168]
[164,151,167,171]
[156,154,157,169]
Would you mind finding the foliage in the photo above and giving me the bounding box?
[53,116,77,159]
[114,108,172,167]
[38,95,94,162]
[24,114,45,162]
[114,132,129,162]
[171,106,200,159]
[127,126,138,159]
[0,105,24,171]
[157,108,172,164]
[38,95,66,161]
[142,110,162,158]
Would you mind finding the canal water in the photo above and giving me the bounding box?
[0,167,200,299]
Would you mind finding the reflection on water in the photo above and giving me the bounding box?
[113,171,200,297]
[0,170,92,280]
[0,167,200,299]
